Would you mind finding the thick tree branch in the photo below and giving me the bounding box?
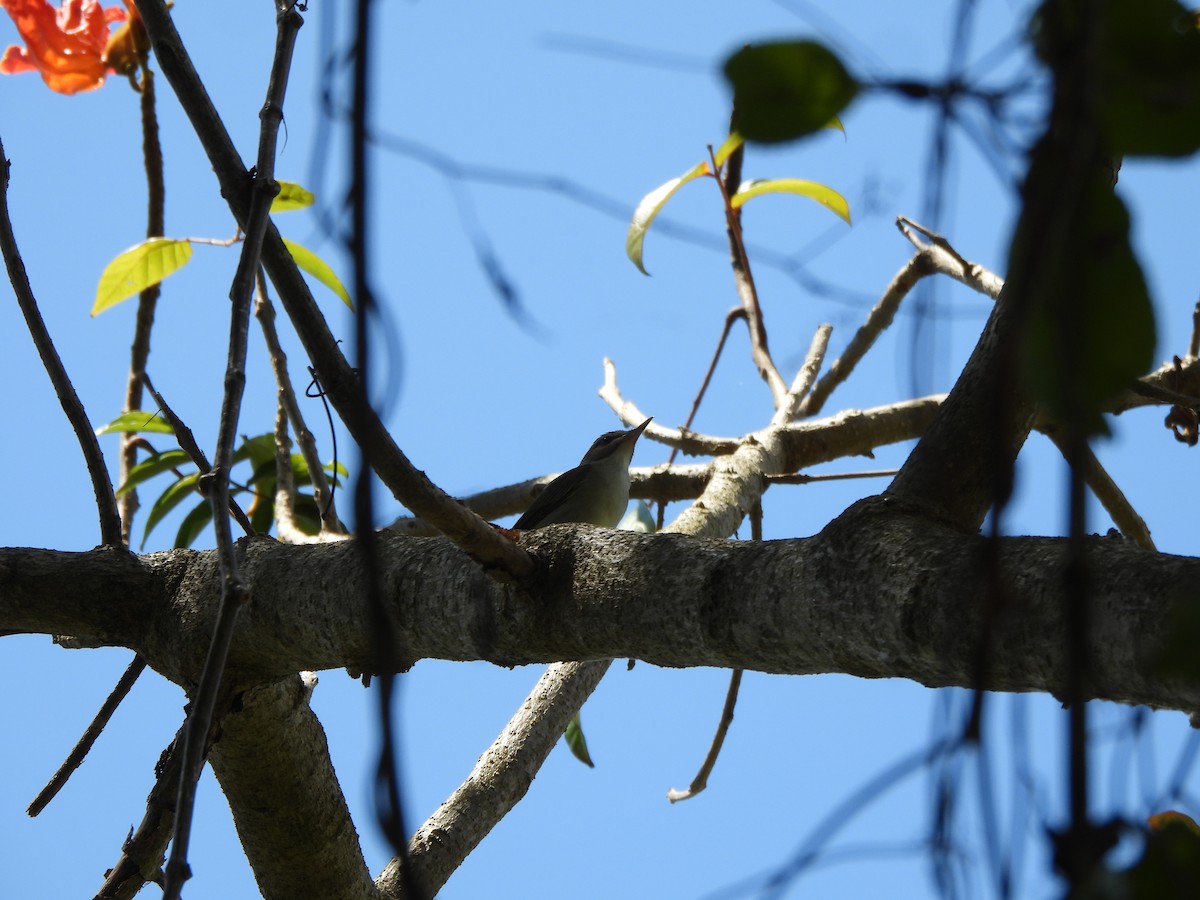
[887,281,1035,529]
[383,660,611,898]
[3,508,1196,713]
[207,676,380,900]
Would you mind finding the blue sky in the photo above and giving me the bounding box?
[3,1,1200,898]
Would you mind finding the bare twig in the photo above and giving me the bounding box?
[139,374,255,537]
[1190,297,1199,360]
[96,728,186,900]
[797,219,1004,420]
[798,251,934,419]
[391,660,612,897]
[673,307,746,452]
[118,64,167,546]
[254,273,345,537]
[161,5,303,896]
[773,324,833,426]
[767,469,900,485]
[650,307,748,527]
[1045,431,1156,551]
[27,654,147,817]
[271,398,307,543]
[711,141,789,406]
[0,137,122,547]
[897,215,1004,300]
[667,669,742,804]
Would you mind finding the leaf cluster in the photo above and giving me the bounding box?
[99,413,344,548]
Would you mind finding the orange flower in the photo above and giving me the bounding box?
[0,0,128,94]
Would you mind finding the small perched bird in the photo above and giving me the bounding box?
[514,418,652,529]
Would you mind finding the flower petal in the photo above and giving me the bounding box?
[0,0,126,93]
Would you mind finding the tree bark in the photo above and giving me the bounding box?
[3,508,1195,713]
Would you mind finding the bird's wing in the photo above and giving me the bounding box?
[514,464,589,529]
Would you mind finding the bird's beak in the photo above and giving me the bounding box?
[629,417,652,441]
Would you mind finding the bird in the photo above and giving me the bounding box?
[514,417,652,529]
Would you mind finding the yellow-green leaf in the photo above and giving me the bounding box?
[730,178,851,224]
[93,238,192,316]
[272,181,315,212]
[713,133,744,168]
[282,238,353,309]
[626,161,710,275]
[96,410,174,436]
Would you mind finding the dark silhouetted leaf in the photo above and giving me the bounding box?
[142,472,200,549]
[1019,184,1156,434]
[723,41,858,144]
[1118,812,1200,899]
[1099,0,1200,157]
[175,501,213,549]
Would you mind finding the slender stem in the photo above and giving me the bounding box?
[710,143,788,405]
[657,307,745,529]
[118,64,166,545]
[140,374,255,536]
[254,272,345,535]
[0,137,122,547]
[27,654,147,817]
[161,5,304,897]
[347,2,418,892]
[96,727,187,899]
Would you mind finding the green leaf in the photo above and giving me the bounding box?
[1118,812,1200,898]
[142,472,201,549]
[1018,184,1156,435]
[723,41,859,144]
[93,238,192,316]
[564,713,595,768]
[95,410,175,436]
[1035,0,1200,157]
[271,181,315,212]
[282,238,353,309]
[625,161,709,275]
[713,133,744,168]
[117,449,192,496]
[247,488,274,534]
[232,433,278,470]
[293,493,324,535]
[730,178,852,224]
[1099,0,1200,157]
[174,501,213,549]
